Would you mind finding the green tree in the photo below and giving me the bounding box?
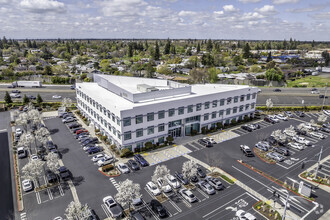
[164,39,171,55]
[22,95,30,105]
[157,65,172,75]
[249,64,262,73]
[243,43,251,59]
[190,68,208,83]
[44,65,53,75]
[36,94,43,105]
[145,62,155,78]
[266,61,276,70]
[153,41,160,60]
[266,52,272,62]
[208,67,218,83]
[265,68,284,82]
[127,43,133,57]
[197,43,200,53]
[206,39,213,52]
[4,91,12,104]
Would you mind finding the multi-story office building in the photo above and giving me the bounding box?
[76,74,258,151]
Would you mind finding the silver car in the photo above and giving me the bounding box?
[205,176,223,190]
[266,152,285,162]
[179,189,197,203]
[196,180,215,195]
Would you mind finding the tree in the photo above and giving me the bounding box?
[266,52,272,62]
[249,64,262,73]
[152,165,170,184]
[115,179,141,211]
[266,61,275,70]
[45,152,60,174]
[182,160,198,180]
[266,98,273,111]
[271,130,287,142]
[36,94,43,105]
[166,136,174,145]
[318,114,327,124]
[44,65,53,75]
[153,41,160,60]
[206,39,213,52]
[4,91,12,104]
[22,160,45,187]
[22,94,30,105]
[145,62,155,78]
[265,68,284,82]
[62,97,73,108]
[164,39,171,55]
[157,65,172,75]
[189,68,208,83]
[16,112,29,132]
[243,43,251,59]
[18,132,35,152]
[65,201,90,220]
[208,67,218,83]
[127,43,133,57]
[197,43,200,53]
[284,125,296,137]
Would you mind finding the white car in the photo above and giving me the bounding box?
[157,178,172,193]
[292,136,311,146]
[52,95,62,99]
[97,155,113,167]
[10,93,21,98]
[30,154,39,161]
[288,142,304,150]
[166,174,181,189]
[146,181,161,196]
[179,189,197,203]
[203,137,217,144]
[22,179,33,192]
[236,209,256,220]
[283,130,295,137]
[275,114,288,121]
[269,115,280,123]
[310,132,326,139]
[311,90,320,94]
[91,153,105,162]
[117,163,130,174]
[302,123,317,131]
[15,128,23,136]
[323,110,330,116]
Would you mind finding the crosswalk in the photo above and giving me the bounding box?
[109,177,120,191]
[20,212,27,220]
[43,116,58,120]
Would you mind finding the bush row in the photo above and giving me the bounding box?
[256,105,330,112]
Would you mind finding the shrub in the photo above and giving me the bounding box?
[166,136,174,144]
[216,122,223,130]
[102,164,114,172]
[191,130,198,136]
[95,128,100,133]
[120,148,133,158]
[201,127,208,134]
[145,142,153,150]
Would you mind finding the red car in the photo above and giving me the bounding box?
[76,129,88,135]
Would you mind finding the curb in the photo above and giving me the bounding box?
[98,169,121,178]
[299,173,330,188]
[253,148,276,164]
[13,153,23,212]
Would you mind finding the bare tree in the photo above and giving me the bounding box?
[18,132,35,153]
[151,165,171,185]
[284,125,296,137]
[15,112,28,132]
[182,160,198,180]
[22,160,45,187]
[35,127,50,147]
[266,98,273,112]
[310,119,316,126]
[297,123,309,132]
[115,179,141,211]
[65,201,90,220]
[318,114,327,124]
[62,98,73,108]
[27,109,42,128]
[45,152,60,174]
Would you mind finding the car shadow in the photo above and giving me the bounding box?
[49,128,59,135]
[72,176,85,186]
[59,148,69,155]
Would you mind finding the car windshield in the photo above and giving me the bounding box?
[151,185,157,190]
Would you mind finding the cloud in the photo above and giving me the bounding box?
[255,5,277,16]
[242,12,264,20]
[311,12,330,20]
[272,0,299,4]
[99,0,147,17]
[239,0,261,3]
[178,10,198,16]
[223,5,239,12]
[19,0,66,13]
[288,3,330,13]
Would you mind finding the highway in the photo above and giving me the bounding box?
[0,84,329,106]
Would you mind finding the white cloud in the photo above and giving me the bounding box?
[19,0,66,13]
[213,11,224,15]
[272,0,299,4]
[239,0,261,3]
[100,0,147,17]
[242,12,264,20]
[223,5,239,12]
[255,5,277,16]
[178,10,198,17]
[288,3,330,13]
[311,12,330,20]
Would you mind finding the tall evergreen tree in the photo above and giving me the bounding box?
[206,39,213,52]
[4,91,12,104]
[153,41,160,60]
[23,95,30,105]
[127,43,133,57]
[266,52,272,62]
[242,43,251,59]
[197,43,200,53]
[32,40,37,48]
[164,39,171,55]
[36,94,43,105]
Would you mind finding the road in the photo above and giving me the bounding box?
[0,84,329,106]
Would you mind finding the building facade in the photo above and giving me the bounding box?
[76,74,258,152]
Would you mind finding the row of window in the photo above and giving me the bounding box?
[124,123,165,141]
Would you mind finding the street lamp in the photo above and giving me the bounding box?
[301,146,323,179]
[321,83,328,111]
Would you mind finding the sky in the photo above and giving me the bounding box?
[0,0,329,40]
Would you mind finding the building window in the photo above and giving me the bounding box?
[107,110,111,119]
[123,117,131,127]
[112,114,115,122]
[158,110,165,119]
[116,117,120,126]
[212,111,217,119]
[212,100,217,108]
[247,94,251,100]
[233,107,238,114]
[113,128,116,136]
[169,108,175,117]
[108,124,112,131]
[251,103,255,109]
[103,107,106,115]
[240,95,245,102]
[234,96,238,103]
[219,110,224,117]
[136,115,143,124]
[104,121,107,127]
[158,124,165,132]
[245,104,250,110]
[169,120,182,128]
[252,93,256,99]
[147,113,154,122]
[147,126,154,135]
[117,132,121,139]
[136,129,143,138]
[196,103,202,111]
[239,105,244,112]
[226,108,231,115]
[220,99,225,106]
[185,115,201,123]
[227,97,232,104]
[158,137,164,144]
[178,107,184,115]
[204,113,209,121]
[188,105,193,113]
[205,102,210,109]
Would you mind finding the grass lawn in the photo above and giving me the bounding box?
[287,76,330,88]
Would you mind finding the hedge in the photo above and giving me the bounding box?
[257,105,330,112]
[120,148,133,158]
[102,164,114,172]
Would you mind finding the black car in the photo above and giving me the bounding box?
[46,170,58,183]
[12,90,21,93]
[197,167,206,178]
[264,116,276,124]
[130,211,145,220]
[295,111,305,117]
[27,95,36,100]
[273,88,281,92]
[70,85,76,90]
[87,209,99,220]
[190,175,199,183]
[150,199,167,218]
[134,154,149,167]
[322,123,330,129]
[273,147,290,156]
[47,140,57,150]
[82,138,98,146]
[175,171,189,185]
[319,95,328,99]
[69,123,81,129]
[294,128,307,136]
[265,136,277,145]
[127,159,140,171]
[197,139,213,147]
[241,125,252,132]
[58,166,71,180]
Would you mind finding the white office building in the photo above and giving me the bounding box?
[76,74,258,152]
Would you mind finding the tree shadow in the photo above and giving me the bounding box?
[72,176,85,186]
[59,148,69,155]
[49,128,59,135]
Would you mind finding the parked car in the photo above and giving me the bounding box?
[22,179,33,192]
[273,88,281,92]
[58,166,71,180]
[203,137,217,144]
[130,211,145,220]
[87,146,101,154]
[247,123,260,130]
[319,95,328,99]
[179,189,197,203]
[196,180,215,195]
[76,129,88,135]
[264,116,276,124]
[323,123,330,129]
[319,127,330,133]
[46,170,58,183]
[292,136,311,146]
[62,117,76,123]
[17,147,27,159]
[10,93,21,98]
[15,128,23,136]
[268,115,280,123]
[197,167,206,178]
[52,95,62,99]
[127,159,140,171]
[255,141,269,151]
[68,123,81,129]
[82,138,98,146]
[284,111,294,118]
[134,154,149,167]
[97,155,113,167]
[87,209,99,220]
[288,142,304,150]
[103,196,123,218]
[175,171,189,185]
[146,182,161,196]
[150,199,167,218]
[240,145,254,157]
[190,175,199,183]
[91,153,106,162]
[310,132,326,139]
[166,175,181,189]
[275,114,288,121]
[266,152,285,162]
[302,123,317,131]
[197,138,213,147]
[323,110,330,116]
[273,147,290,156]
[157,178,172,193]
[27,95,36,100]
[236,209,256,220]
[205,176,223,190]
[241,125,252,132]
[30,154,39,161]
[295,111,305,117]
[12,89,21,93]
[265,136,277,145]
[118,163,130,174]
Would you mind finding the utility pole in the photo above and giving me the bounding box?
[315,146,323,178]
[283,193,290,220]
[321,83,328,111]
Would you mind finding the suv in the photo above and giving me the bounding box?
[103,196,123,218]
[240,145,254,157]
[134,154,149,167]
[197,139,213,147]
[255,141,269,151]
[17,147,27,159]
[175,171,189,185]
[127,159,140,171]
[284,111,293,118]
[241,125,252,132]
[205,176,223,190]
[196,180,215,195]
[197,167,206,178]
[150,199,167,218]
[58,166,71,180]
[46,170,58,183]
[273,147,290,156]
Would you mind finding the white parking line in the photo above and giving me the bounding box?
[101,204,111,219]
[36,191,41,204]
[20,212,27,220]
[276,157,307,170]
[176,192,192,208]
[195,187,209,199]
[164,193,182,213]
[186,143,201,151]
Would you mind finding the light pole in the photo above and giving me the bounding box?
[321,83,328,111]
[301,146,323,179]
